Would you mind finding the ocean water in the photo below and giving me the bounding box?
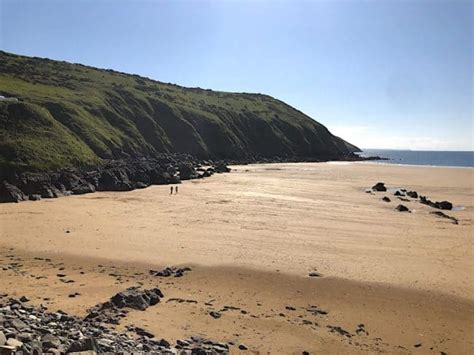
[356,149,474,168]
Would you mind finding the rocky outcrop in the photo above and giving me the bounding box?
[0,182,26,203]
[420,196,453,210]
[0,155,231,203]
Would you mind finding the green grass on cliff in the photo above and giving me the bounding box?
[0,51,359,172]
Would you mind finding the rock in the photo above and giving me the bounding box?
[16,332,33,342]
[158,339,170,348]
[239,344,248,350]
[6,338,23,349]
[0,182,27,203]
[41,334,61,349]
[178,164,196,180]
[209,311,222,319]
[306,305,328,316]
[214,163,231,173]
[382,196,391,202]
[327,325,352,338]
[71,182,95,195]
[19,296,30,302]
[407,191,418,198]
[150,266,191,278]
[109,286,163,310]
[420,196,453,210]
[430,211,459,225]
[67,338,100,353]
[308,272,322,277]
[97,169,133,191]
[395,204,410,212]
[10,318,28,330]
[134,327,154,338]
[0,331,6,346]
[394,190,404,196]
[29,194,42,201]
[434,201,453,210]
[371,182,386,192]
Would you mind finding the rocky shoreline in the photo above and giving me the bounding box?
[0,154,232,204]
[0,287,230,354]
[0,153,378,204]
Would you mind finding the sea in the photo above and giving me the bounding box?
[356,149,474,168]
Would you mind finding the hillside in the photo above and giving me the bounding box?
[0,51,359,172]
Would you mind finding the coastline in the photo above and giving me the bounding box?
[349,160,474,169]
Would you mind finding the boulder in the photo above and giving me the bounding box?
[41,334,61,349]
[434,201,453,210]
[178,164,196,180]
[394,190,404,196]
[109,287,163,311]
[67,338,101,353]
[407,191,418,198]
[71,182,95,195]
[215,163,231,173]
[371,182,386,192]
[6,338,23,349]
[97,169,133,191]
[395,204,410,212]
[29,194,41,201]
[0,182,26,203]
[382,196,391,202]
[0,331,6,346]
[420,196,453,210]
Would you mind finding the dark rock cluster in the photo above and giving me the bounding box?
[368,182,458,222]
[0,155,231,203]
[0,291,230,354]
[420,196,453,210]
[149,266,192,278]
[85,287,164,325]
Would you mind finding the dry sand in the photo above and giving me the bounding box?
[0,162,473,353]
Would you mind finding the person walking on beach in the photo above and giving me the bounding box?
[175,186,178,194]
[170,186,173,195]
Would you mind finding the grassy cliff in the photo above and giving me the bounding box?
[0,51,359,172]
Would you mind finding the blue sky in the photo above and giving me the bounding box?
[1,0,472,150]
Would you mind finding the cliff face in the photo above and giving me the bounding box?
[0,51,359,172]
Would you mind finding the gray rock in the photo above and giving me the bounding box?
[0,331,6,346]
[209,311,222,319]
[0,182,27,203]
[67,338,100,353]
[6,337,23,348]
[11,318,28,330]
[29,194,42,201]
[41,334,61,349]
[371,182,386,192]
[395,204,410,212]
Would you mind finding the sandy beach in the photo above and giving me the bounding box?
[1,162,473,353]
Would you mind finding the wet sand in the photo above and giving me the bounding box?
[0,162,473,353]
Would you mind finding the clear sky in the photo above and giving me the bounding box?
[1,0,472,150]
